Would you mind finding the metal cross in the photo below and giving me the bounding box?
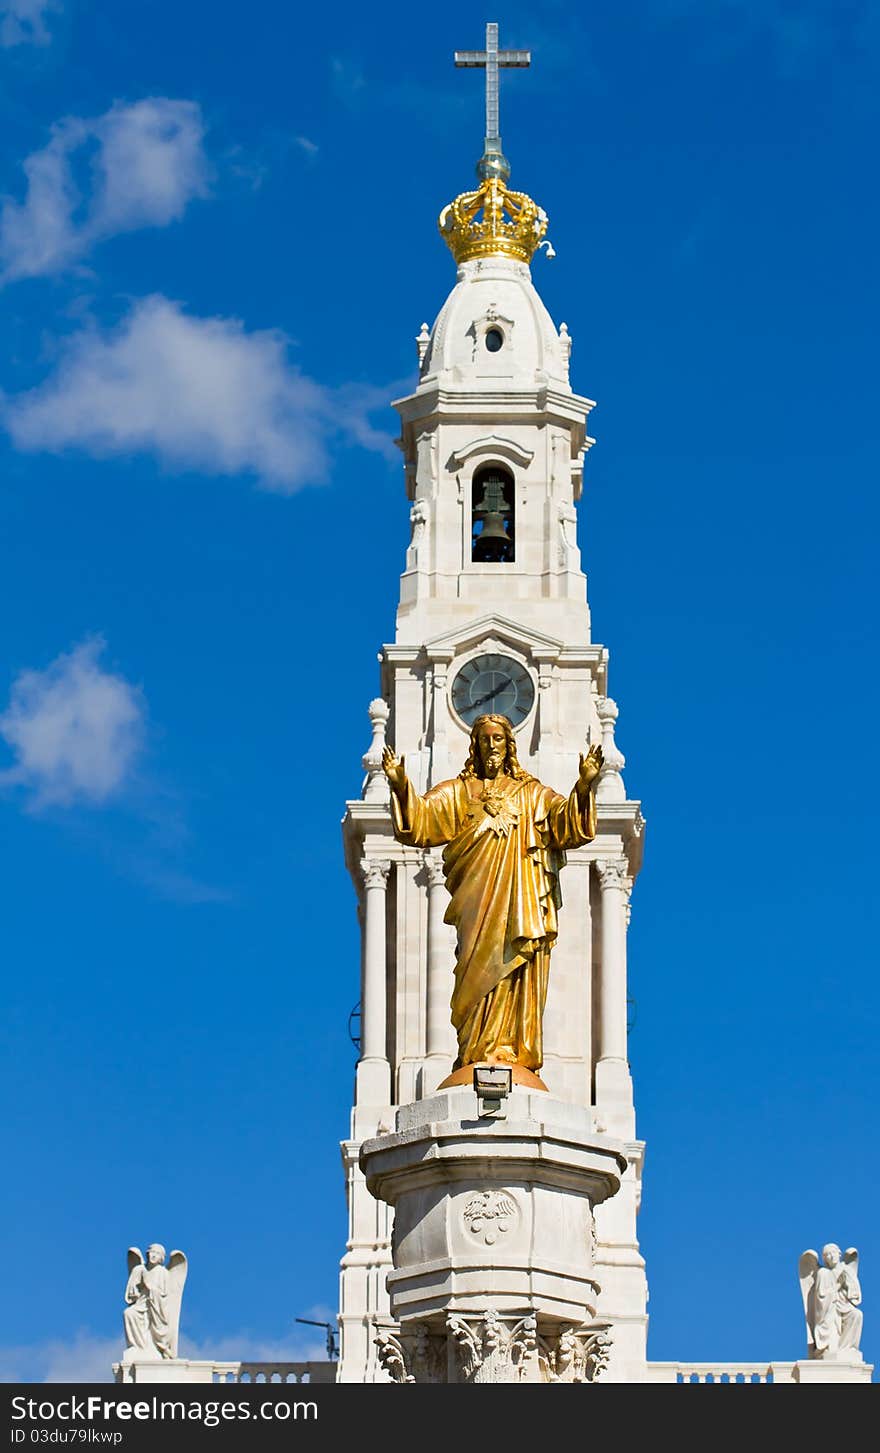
[455,22,530,158]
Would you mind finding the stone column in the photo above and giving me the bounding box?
[427,648,454,786]
[594,857,633,1117]
[532,648,560,783]
[424,850,456,1089]
[357,857,392,1106]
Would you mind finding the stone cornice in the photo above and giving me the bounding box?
[342,802,427,885]
[392,384,596,438]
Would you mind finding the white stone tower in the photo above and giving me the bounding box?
[338,26,645,1383]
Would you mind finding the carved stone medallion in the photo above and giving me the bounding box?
[461,1189,519,1246]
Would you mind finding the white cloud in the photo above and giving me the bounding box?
[0,98,209,282]
[0,0,56,47]
[0,638,145,809]
[0,1326,333,1382]
[2,294,396,490]
[0,1331,118,1383]
[91,99,209,233]
[0,124,81,279]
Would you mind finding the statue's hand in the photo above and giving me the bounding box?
[578,743,604,791]
[382,744,407,797]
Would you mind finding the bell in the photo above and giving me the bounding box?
[478,513,511,542]
[473,475,513,562]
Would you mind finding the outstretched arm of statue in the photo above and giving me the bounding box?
[542,745,604,851]
[576,744,604,810]
[382,744,460,848]
[382,744,408,800]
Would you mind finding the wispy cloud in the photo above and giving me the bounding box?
[327,52,468,135]
[0,98,210,283]
[0,637,231,902]
[0,1324,335,1382]
[644,0,869,74]
[2,294,398,491]
[179,1328,333,1366]
[0,0,57,48]
[294,135,319,158]
[330,55,366,106]
[0,637,145,809]
[0,1330,119,1383]
[126,861,233,905]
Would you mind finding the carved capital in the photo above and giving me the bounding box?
[361,858,391,891]
[375,1323,446,1384]
[548,1325,613,1383]
[595,857,630,894]
[377,1312,613,1384]
[447,1308,540,1384]
[423,851,446,889]
[374,1330,412,1384]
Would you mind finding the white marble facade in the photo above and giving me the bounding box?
[338,253,647,1382]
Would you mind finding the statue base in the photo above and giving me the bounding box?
[436,1061,549,1092]
[360,1085,626,1382]
[794,1356,873,1384]
[115,1358,218,1384]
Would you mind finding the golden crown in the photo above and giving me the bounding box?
[439,176,549,265]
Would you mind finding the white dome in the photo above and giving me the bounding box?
[419,255,569,390]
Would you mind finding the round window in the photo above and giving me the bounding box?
[485,327,504,353]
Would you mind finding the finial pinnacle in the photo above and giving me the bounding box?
[454,23,530,184]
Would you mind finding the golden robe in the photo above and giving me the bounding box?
[391,771,597,1071]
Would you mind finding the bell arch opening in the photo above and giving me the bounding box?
[471,463,515,563]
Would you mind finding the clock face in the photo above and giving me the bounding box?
[450,653,535,729]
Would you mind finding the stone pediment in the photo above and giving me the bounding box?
[448,434,535,470]
[422,614,564,663]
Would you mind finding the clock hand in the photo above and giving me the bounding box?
[471,678,513,710]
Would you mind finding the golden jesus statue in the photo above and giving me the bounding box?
[383,714,603,1077]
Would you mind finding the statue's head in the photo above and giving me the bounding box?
[822,1244,841,1267]
[146,1244,166,1266]
[460,714,526,781]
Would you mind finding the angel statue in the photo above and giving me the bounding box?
[123,1244,188,1361]
[798,1244,863,1360]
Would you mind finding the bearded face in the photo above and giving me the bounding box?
[475,720,509,778]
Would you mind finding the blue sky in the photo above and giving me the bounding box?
[0,0,877,1381]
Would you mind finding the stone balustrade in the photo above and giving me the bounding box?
[213,1361,336,1384]
[115,1359,336,1385]
[645,1362,795,1384]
